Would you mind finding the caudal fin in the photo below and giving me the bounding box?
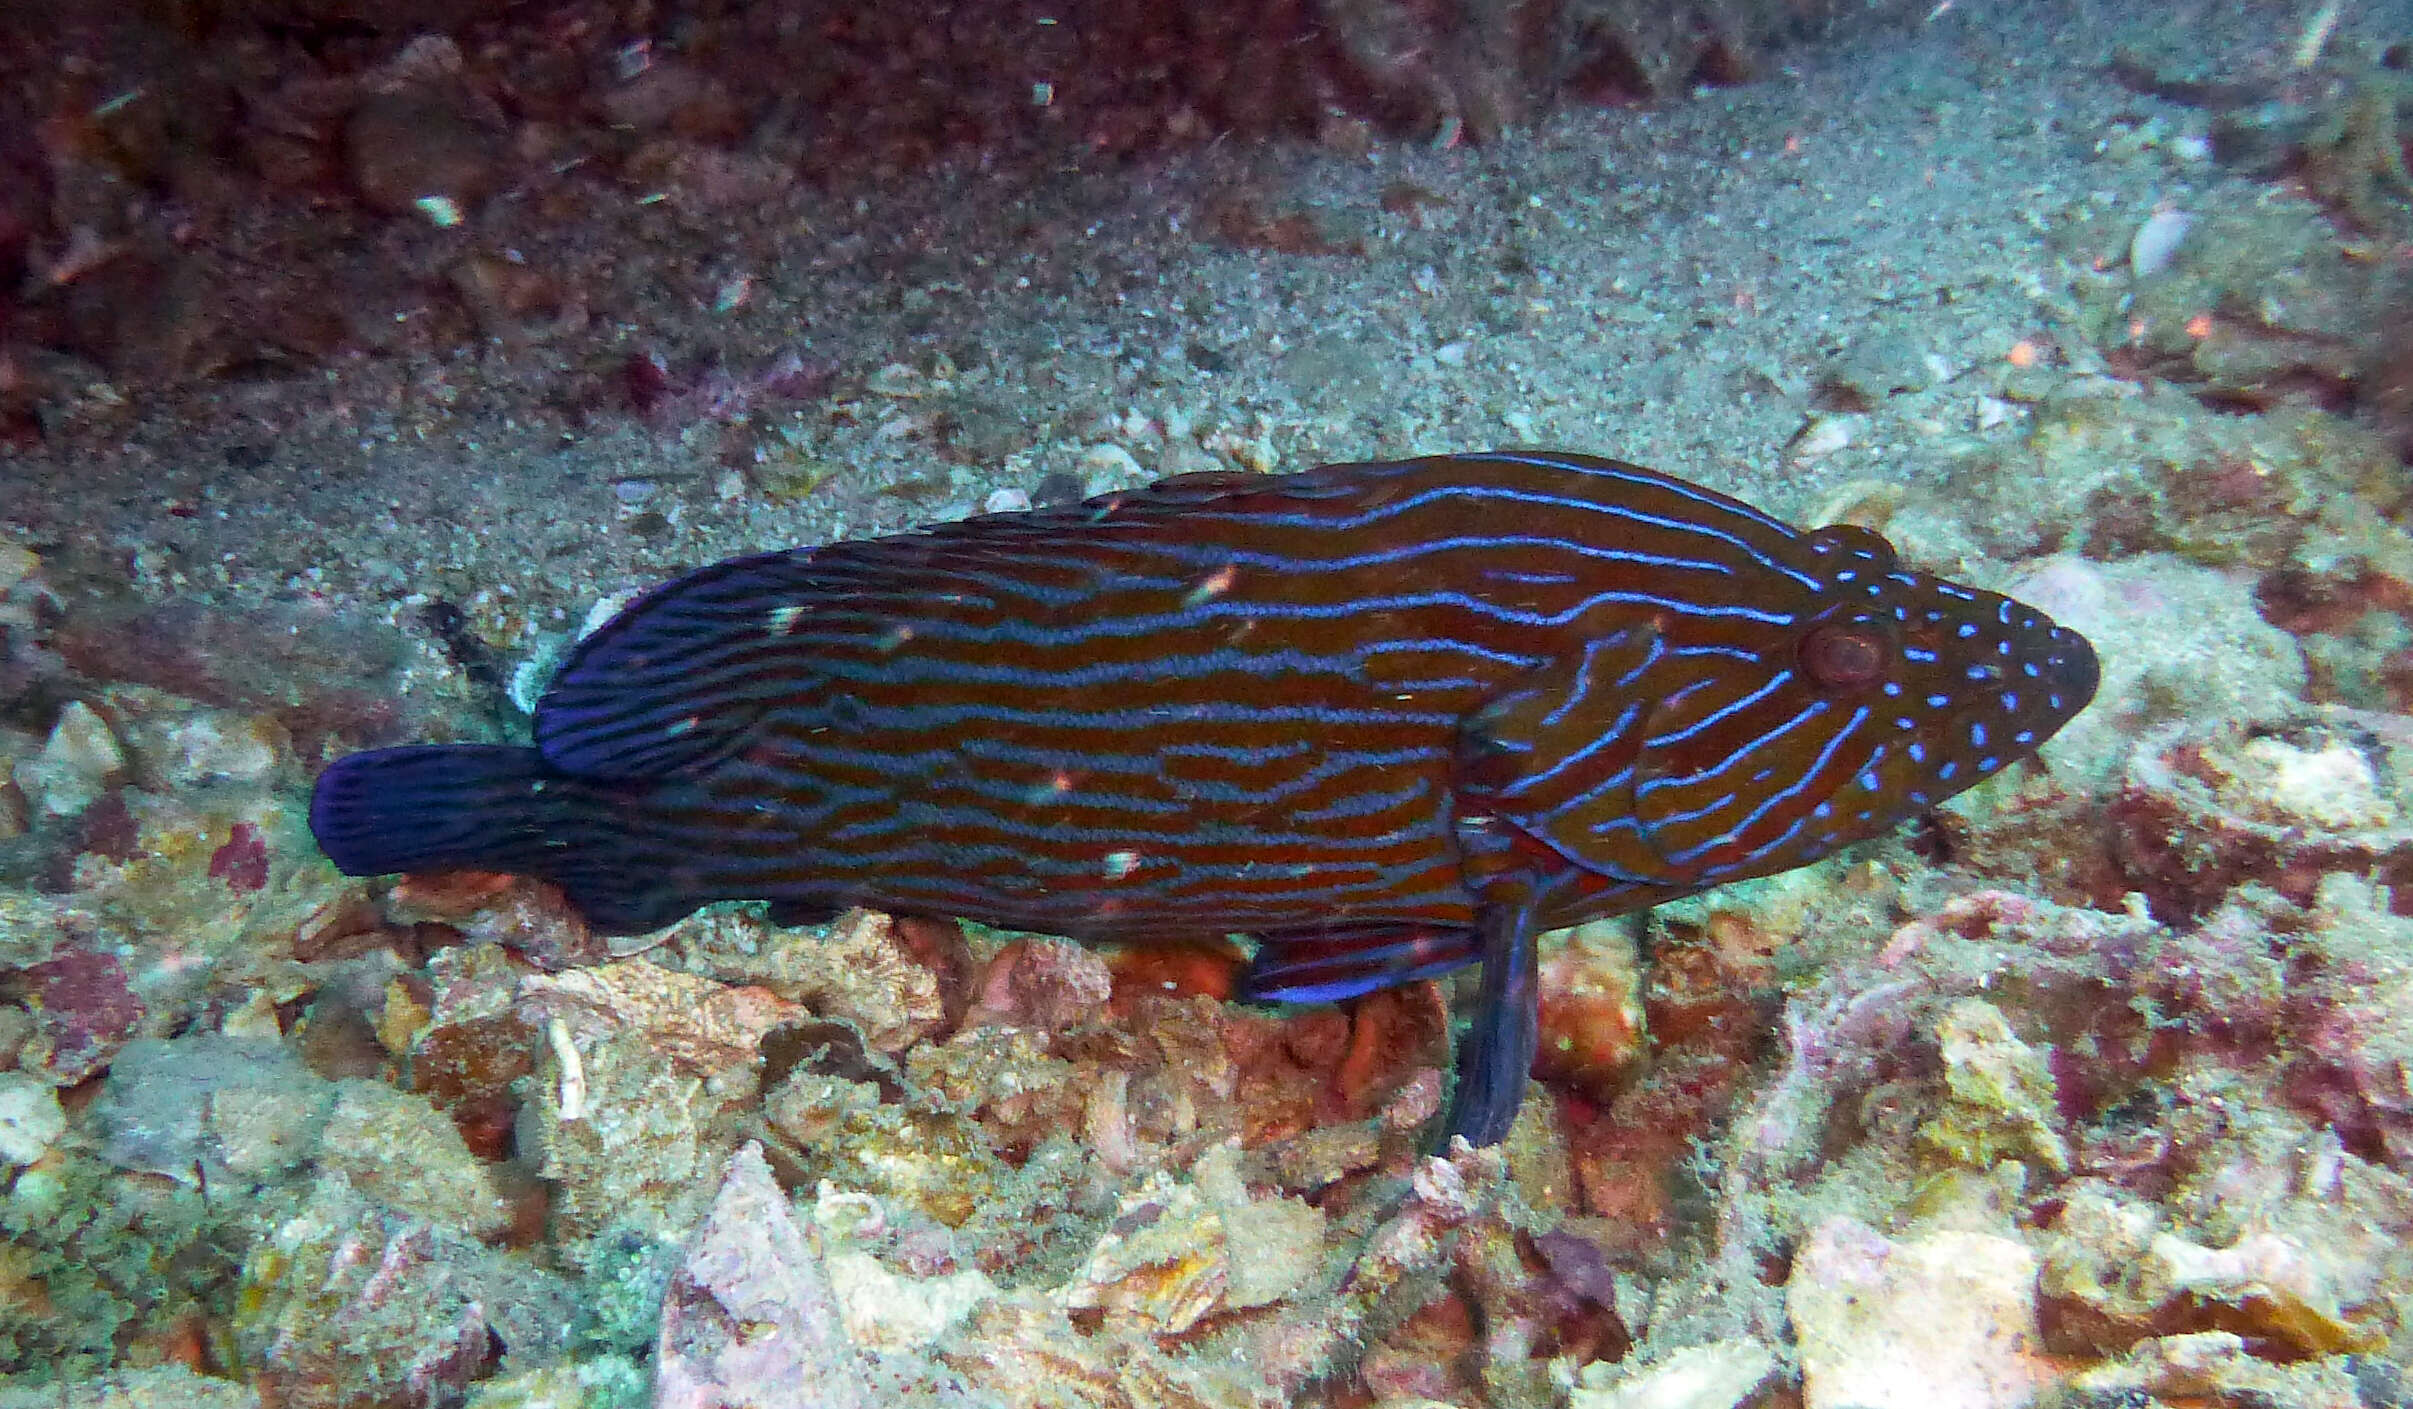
[308,745,696,934]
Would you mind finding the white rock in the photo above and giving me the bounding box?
[1789,1217,2058,1409]
[2129,208,2194,279]
[1787,414,1861,464]
[1080,442,1145,485]
[2225,735,2394,831]
[0,543,36,592]
[822,1249,995,1350]
[156,711,282,787]
[15,700,125,817]
[654,1143,870,1409]
[2006,555,2305,790]
[0,1072,66,1167]
[1571,1340,1780,1409]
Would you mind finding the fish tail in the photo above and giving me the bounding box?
[309,745,698,934]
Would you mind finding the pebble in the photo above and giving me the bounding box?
[143,709,283,788]
[866,363,928,397]
[1569,1340,1779,1409]
[1787,413,1861,464]
[1789,1217,2056,1409]
[984,487,1032,514]
[755,453,839,503]
[1080,443,1145,485]
[15,701,126,818]
[0,543,36,592]
[0,1072,66,1167]
[2129,208,2194,280]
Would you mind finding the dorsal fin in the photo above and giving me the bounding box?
[534,548,829,779]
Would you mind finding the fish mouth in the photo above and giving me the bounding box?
[2040,623,2100,721]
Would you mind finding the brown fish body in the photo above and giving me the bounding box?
[313,451,2099,1142]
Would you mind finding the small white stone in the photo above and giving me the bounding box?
[1790,1218,2056,1409]
[1787,414,1861,464]
[15,700,125,817]
[0,1072,66,1167]
[220,990,285,1042]
[0,544,36,593]
[824,1249,996,1349]
[984,487,1032,514]
[158,712,280,787]
[2129,208,2194,280]
[2231,735,2394,831]
[1571,1340,1779,1409]
[1080,443,1145,484]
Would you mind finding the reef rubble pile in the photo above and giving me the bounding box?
[14,17,2413,1406]
[7,390,2413,1408]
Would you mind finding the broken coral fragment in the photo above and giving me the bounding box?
[1057,1141,1326,1336]
[318,1078,511,1239]
[522,1025,726,1243]
[967,932,1114,1032]
[2062,1330,2363,1405]
[1568,1339,1780,1409]
[1918,996,2070,1177]
[1192,1141,1324,1310]
[654,1142,871,1409]
[0,1072,66,1167]
[14,699,125,818]
[516,956,801,1077]
[236,1181,578,1409]
[2039,1187,2383,1359]
[1058,1169,1229,1335]
[12,947,145,1085]
[0,1365,263,1408]
[1788,1217,2057,1409]
[92,1034,333,1185]
[669,907,948,1053]
[812,1181,998,1350]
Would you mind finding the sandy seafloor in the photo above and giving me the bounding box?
[12,0,2413,1405]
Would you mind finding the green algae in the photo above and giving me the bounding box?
[0,1148,262,1381]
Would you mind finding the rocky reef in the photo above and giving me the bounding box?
[12,383,2413,1405]
[12,7,2413,1408]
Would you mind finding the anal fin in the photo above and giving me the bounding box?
[1433,874,1562,1149]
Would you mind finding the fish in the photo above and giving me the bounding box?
[310,451,2098,1146]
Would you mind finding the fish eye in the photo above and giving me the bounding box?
[1800,622,1891,692]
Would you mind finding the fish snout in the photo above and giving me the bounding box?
[2042,623,2099,718]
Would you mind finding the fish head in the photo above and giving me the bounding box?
[1627,524,2097,885]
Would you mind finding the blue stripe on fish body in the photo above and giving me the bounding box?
[308,450,2100,1148]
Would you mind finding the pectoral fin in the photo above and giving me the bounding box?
[1454,623,1680,886]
